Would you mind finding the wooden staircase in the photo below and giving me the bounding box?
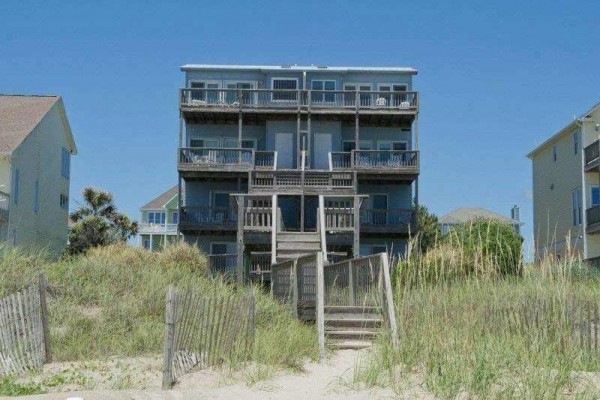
[325,306,383,349]
[276,231,321,261]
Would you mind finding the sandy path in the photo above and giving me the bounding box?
[3,350,409,400]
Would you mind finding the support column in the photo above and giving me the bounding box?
[238,111,243,145]
[353,196,361,258]
[271,195,278,265]
[300,194,305,232]
[296,112,301,169]
[236,197,245,285]
[177,174,182,236]
[306,113,312,169]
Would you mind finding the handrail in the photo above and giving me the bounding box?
[315,252,326,361]
[380,253,399,348]
[352,150,419,169]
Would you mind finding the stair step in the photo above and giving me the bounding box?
[277,233,321,242]
[325,315,383,329]
[276,252,318,260]
[277,242,321,251]
[325,306,382,314]
[326,329,378,340]
[327,339,373,350]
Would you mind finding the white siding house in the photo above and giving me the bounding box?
[0,95,77,255]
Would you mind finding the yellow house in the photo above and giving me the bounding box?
[528,102,600,264]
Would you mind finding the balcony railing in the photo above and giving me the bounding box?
[180,88,418,112]
[330,152,352,169]
[250,170,355,191]
[179,148,276,171]
[324,206,355,232]
[248,252,272,275]
[587,205,600,230]
[0,191,9,223]
[138,223,178,234]
[208,254,238,278]
[329,150,419,173]
[244,206,273,231]
[585,141,600,169]
[360,208,416,233]
[179,206,237,231]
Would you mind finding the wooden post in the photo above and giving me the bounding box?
[162,286,177,390]
[316,252,326,361]
[236,197,245,285]
[381,253,399,348]
[292,258,299,318]
[38,273,52,363]
[353,196,360,258]
[319,195,327,261]
[271,195,278,265]
[348,259,355,307]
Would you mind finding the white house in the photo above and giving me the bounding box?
[0,95,77,255]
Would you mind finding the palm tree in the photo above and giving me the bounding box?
[68,187,138,254]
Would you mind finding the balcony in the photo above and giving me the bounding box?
[360,208,416,234]
[179,206,237,232]
[180,88,418,122]
[587,205,600,234]
[585,141,600,171]
[249,170,355,194]
[178,148,276,175]
[330,150,419,180]
[138,223,178,235]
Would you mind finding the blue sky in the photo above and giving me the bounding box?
[1,0,599,255]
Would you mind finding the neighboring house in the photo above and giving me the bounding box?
[139,185,180,251]
[528,101,600,264]
[177,64,420,280]
[0,95,77,255]
[439,206,522,235]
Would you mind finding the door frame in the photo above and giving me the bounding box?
[313,132,333,170]
[275,132,294,169]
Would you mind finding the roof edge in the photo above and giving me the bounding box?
[180,64,418,74]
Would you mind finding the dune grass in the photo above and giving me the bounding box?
[352,231,600,399]
[0,242,317,372]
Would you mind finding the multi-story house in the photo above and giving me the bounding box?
[528,102,600,264]
[0,95,77,255]
[177,64,420,281]
[439,206,522,235]
[139,185,180,251]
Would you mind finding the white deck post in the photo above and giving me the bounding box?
[316,251,326,361]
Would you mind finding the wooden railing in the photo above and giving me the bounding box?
[250,170,354,190]
[248,253,272,275]
[360,208,415,232]
[585,140,600,167]
[353,150,419,170]
[244,206,273,230]
[329,152,351,170]
[587,205,600,228]
[180,88,418,112]
[271,253,321,316]
[255,151,277,170]
[179,147,254,168]
[179,206,237,230]
[324,206,355,231]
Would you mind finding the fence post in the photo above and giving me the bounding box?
[38,273,52,363]
[381,253,399,349]
[292,258,299,318]
[162,286,178,390]
[316,252,326,362]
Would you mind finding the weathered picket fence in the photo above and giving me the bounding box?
[0,275,51,377]
[162,287,256,389]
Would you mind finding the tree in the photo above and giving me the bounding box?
[68,187,138,254]
[414,205,441,254]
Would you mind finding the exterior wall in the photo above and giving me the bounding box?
[6,103,71,255]
[183,233,237,254]
[360,238,408,256]
[341,126,413,149]
[185,124,266,149]
[532,125,583,259]
[184,181,239,208]
[358,183,412,209]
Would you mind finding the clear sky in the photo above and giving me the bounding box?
[1,0,599,256]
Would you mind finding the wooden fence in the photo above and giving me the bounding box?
[162,287,256,389]
[0,275,51,378]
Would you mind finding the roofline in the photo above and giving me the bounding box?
[180,64,418,75]
[527,101,600,159]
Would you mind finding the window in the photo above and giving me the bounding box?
[372,245,387,254]
[553,145,557,162]
[572,187,582,226]
[574,130,580,155]
[344,83,372,106]
[61,147,70,178]
[59,194,69,210]
[311,80,336,103]
[225,82,255,104]
[592,187,600,207]
[211,243,228,255]
[189,81,220,103]
[13,169,19,205]
[172,212,179,224]
[378,84,408,106]
[190,138,219,148]
[343,141,372,152]
[272,78,298,101]
[378,141,408,151]
[148,212,166,224]
[34,180,39,213]
[143,239,150,249]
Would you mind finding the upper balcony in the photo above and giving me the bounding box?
[585,140,600,172]
[138,223,178,235]
[180,88,418,124]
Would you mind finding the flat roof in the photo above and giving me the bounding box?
[180,64,418,74]
[527,101,600,159]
